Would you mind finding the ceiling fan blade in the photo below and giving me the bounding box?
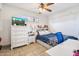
[40,3,44,8]
[47,3,54,6]
[45,8,52,12]
[40,3,44,5]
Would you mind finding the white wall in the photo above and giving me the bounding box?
[0,4,48,45]
[0,4,3,40]
[0,3,2,10]
[48,4,79,38]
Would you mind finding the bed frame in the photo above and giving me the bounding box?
[36,40,52,49]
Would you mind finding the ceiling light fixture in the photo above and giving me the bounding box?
[38,8,46,12]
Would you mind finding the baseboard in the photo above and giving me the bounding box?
[1,44,11,50]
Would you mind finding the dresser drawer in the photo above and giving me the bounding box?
[11,40,29,48]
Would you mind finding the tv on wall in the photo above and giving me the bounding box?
[12,17,26,26]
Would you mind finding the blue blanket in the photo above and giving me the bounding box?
[36,33,56,44]
[36,32,78,46]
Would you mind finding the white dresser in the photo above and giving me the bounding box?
[11,26,36,49]
[11,26,29,49]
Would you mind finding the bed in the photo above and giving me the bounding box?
[36,33,56,45]
[36,30,78,48]
[36,30,64,48]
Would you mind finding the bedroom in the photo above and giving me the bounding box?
[0,3,79,56]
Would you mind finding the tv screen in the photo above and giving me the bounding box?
[12,17,25,26]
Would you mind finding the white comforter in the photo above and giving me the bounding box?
[46,39,79,56]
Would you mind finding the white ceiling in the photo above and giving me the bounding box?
[6,3,79,16]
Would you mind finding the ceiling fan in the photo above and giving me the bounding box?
[38,3,54,13]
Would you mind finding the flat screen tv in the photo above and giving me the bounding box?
[12,17,26,26]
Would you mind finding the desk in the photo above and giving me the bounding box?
[46,39,79,56]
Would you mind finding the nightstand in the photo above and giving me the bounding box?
[28,33,36,44]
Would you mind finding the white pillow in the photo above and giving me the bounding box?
[39,31,45,35]
[44,30,50,34]
[39,31,50,35]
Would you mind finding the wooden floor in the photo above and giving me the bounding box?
[0,43,49,56]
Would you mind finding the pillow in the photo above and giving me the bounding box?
[39,31,46,35]
[56,32,64,44]
[39,30,50,35]
[44,30,51,34]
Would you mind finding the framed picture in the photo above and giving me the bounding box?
[35,18,40,23]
